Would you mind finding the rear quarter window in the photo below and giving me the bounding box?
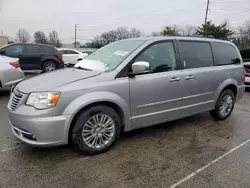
[40,46,58,53]
[211,42,241,65]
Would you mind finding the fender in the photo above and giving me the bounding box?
[63,91,131,137]
[213,78,238,104]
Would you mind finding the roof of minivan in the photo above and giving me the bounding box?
[127,36,232,44]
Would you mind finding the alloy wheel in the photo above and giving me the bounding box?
[219,94,233,117]
[82,114,115,149]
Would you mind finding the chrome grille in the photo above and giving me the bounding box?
[8,90,23,110]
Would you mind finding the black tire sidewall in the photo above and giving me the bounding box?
[215,90,235,120]
[71,105,121,154]
[42,61,57,72]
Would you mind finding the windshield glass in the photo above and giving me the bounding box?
[75,39,146,72]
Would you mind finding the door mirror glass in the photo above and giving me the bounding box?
[130,61,151,75]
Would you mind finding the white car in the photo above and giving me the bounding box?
[58,48,88,65]
[0,55,24,89]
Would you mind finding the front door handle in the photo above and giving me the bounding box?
[170,77,180,82]
[185,75,195,80]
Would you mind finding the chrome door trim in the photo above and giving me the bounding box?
[132,100,214,120]
[137,92,214,109]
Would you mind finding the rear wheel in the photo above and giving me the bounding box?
[42,61,57,72]
[71,105,121,155]
[210,89,235,120]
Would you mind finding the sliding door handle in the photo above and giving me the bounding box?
[185,75,195,80]
[170,77,180,82]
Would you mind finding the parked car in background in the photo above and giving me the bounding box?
[0,43,64,72]
[58,48,88,66]
[240,49,250,88]
[0,55,24,89]
[8,37,245,155]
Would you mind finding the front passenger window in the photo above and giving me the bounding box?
[134,42,176,73]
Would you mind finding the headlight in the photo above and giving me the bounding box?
[26,92,60,109]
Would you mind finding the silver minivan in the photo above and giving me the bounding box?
[8,37,245,154]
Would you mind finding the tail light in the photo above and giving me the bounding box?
[58,54,63,60]
[9,61,19,68]
[243,67,246,83]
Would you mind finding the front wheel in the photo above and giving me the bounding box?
[210,89,235,120]
[71,105,121,155]
[42,61,57,72]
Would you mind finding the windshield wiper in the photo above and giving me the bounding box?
[74,66,92,71]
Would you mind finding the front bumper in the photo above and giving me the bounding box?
[8,107,71,147]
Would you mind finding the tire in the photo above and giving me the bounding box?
[71,105,121,155]
[209,89,235,120]
[42,61,57,72]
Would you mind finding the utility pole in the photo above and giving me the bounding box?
[74,24,77,48]
[204,0,210,25]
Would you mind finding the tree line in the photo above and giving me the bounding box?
[14,29,62,47]
[12,20,250,50]
[86,20,250,50]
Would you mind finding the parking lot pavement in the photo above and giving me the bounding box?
[1,88,250,188]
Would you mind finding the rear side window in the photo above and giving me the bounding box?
[39,46,51,53]
[179,41,213,69]
[26,45,40,53]
[64,50,79,54]
[212,42,240,65]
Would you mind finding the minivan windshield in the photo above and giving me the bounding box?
[74,39,146,72]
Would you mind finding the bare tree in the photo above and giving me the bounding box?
[233,21,250,49]
[115,27,130,40]
[15,29,30,43]
[34,31,49,44]
[85,27,143,48]
[151,32,161,37]
[49,30,62,47]
[129,28,143,38]
[179,25,197,36]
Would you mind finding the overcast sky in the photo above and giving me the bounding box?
[1,0,249,43]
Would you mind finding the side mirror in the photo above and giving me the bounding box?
[0,50,6,55]
[130,61,151,76]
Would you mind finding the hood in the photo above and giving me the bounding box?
[16,68,100,93]
[75,59,109,72]
[0,55,19,63]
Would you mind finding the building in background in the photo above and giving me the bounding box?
[0,36,8,46]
